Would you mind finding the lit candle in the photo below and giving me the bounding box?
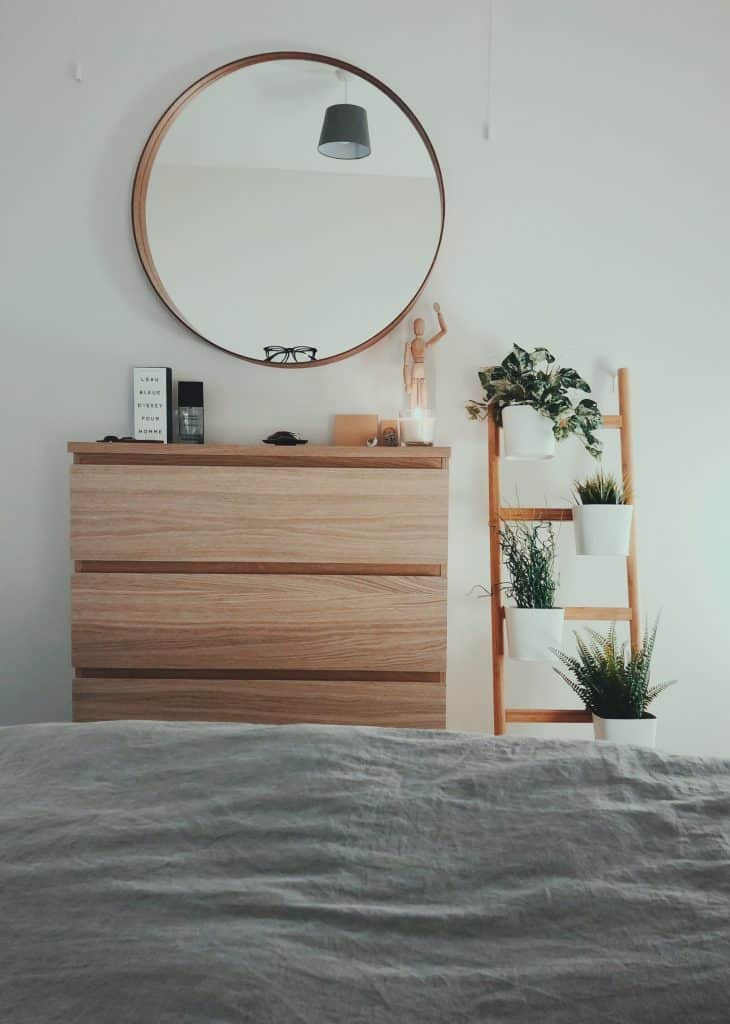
[399,407,436,445]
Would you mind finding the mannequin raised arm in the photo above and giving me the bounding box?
[425,303,448,347]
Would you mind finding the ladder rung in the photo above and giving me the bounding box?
[506,708,592,724]
[566,606,632,621]
[500,607,632,621]
[602,415,622,429]
[500,507,572,521]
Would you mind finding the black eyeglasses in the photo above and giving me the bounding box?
[263,346,318,364]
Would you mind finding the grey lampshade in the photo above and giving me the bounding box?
[317,103,371,159]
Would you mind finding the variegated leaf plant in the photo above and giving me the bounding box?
[466,344,603,458]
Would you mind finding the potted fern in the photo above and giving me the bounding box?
[572,469,633,556]
[553,620,676,747]
[466,344,603,460]
[501,520,564,660]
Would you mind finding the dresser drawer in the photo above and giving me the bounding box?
[72,573,447,673]
[73,676,445,728]
[70,465,448,567]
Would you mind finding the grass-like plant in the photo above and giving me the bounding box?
[573,469,628,505]
[500,520,558,609]
[552,620,675,719]
[466,344,603,457]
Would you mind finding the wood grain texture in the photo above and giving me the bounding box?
[505,708,592,724]
[71,464,448,565]
[565,606,632,621]
[75,456,450,471]
[618,369,641,649]
[68,441,449,727]
[74,453,448,469]
[332,414,379,446]
[75,561,443,577]
[72,573,447,673]
[68,443,450,469]
[499,607,632,621]
[74,667,442,682]
[500,507,572,522]
[73,676,446,728]
[487,410,505,735]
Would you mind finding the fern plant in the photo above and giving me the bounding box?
[500,520,558,609]
[466,344,603,457]
[553,620,675,719]
[573,469,628,505]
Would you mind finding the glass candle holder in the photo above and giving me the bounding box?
[398,408,436,445]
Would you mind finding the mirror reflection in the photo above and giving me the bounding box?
[137,56,444,365]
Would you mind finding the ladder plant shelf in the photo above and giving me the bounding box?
[487,367,640,734]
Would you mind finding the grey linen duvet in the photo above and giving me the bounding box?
[1,722,728,1023]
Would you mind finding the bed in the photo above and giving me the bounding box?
[1,721,728,1022]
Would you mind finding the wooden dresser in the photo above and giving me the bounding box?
[69,443,449,728]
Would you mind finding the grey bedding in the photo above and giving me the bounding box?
[1,722,728,1023]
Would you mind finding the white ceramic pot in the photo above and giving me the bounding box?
[505,607,564,661]
[573,505,633,556]
[501,405,556,460]
[592,713,657,748]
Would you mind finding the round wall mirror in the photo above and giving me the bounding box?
[132,52,445,367]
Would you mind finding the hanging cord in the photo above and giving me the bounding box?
[336,68,349,105]
[484,0,494,139]
[71,0,83,81]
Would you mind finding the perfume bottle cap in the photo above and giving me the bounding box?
[178,381,203,406]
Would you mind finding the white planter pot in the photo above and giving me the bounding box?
[505,607,564,661]
[592,714,657,748]
[573,505,633,556]
[502,405,556,460]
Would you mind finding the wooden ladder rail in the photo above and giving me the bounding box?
[489,367,640,735]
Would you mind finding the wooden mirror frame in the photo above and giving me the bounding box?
[131,52,446,368]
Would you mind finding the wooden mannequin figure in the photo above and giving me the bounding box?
[403,303,448,410]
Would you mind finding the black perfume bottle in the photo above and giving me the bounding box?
[177,381,204,443]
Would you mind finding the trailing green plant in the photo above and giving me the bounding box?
[466,344,603,457]
[552,619,676,719]
[500,520,558,609]
[573,469,627,506]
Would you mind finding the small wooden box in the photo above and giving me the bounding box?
[333,414,379,447]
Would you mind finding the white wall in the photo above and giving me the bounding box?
[2,0,729,755]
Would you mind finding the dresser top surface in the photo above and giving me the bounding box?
[68,443,450,467]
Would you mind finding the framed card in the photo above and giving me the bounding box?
[133,367,172,442]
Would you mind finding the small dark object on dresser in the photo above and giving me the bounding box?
[381,426,399,447]
[263,431,308,446]
[96,436,158,443]
[178,381,204,444]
